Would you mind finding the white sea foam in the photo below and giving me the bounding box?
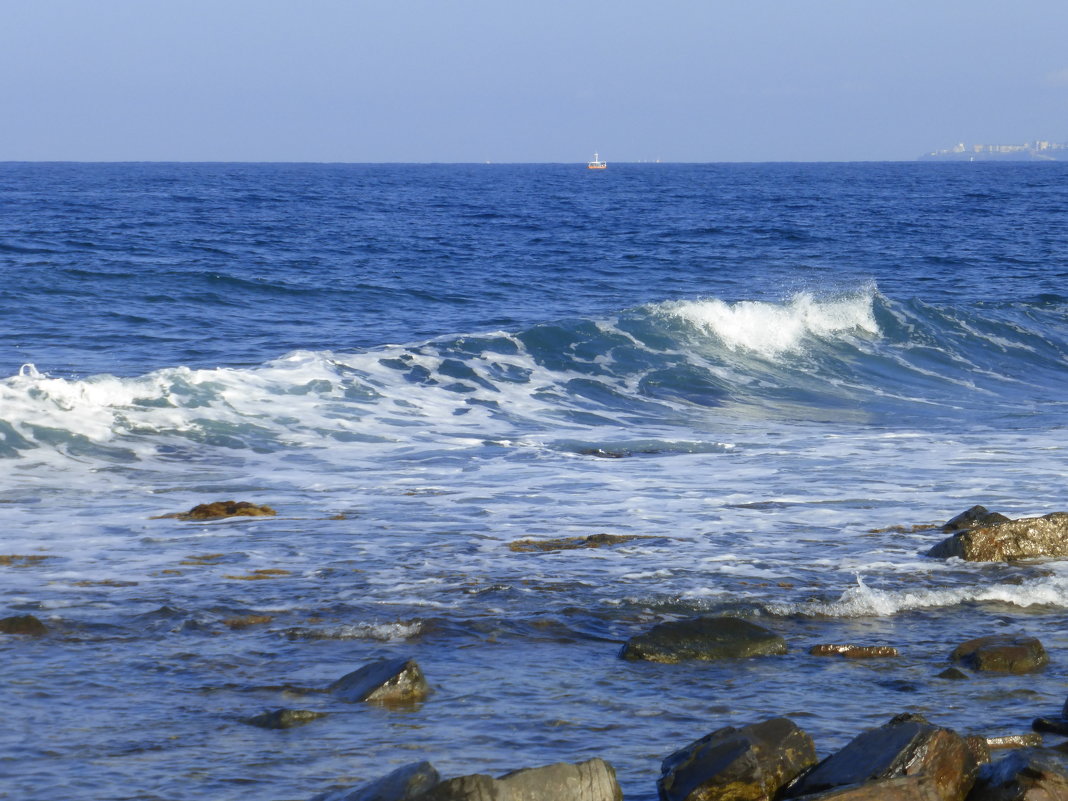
[766,574,1068,618]
[659,290,880,357]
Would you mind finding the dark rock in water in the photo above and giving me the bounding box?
[809,644,899,659]
[508,533,643,552]
[311,761,440,801]
[789,776,947,800]
[243,708,326,729]
[951,635,1048,674]
[941,505,1010,532]
[927,512,1068,561]
[418,758,622,801]
[1032,718,1068,736]
[0,614,47,635]
[658,717,817,801]
[784,713,980,801]
[154,500,277,521]
[967,750,1068,800]
[329,657,428,704]
[621,616,787,663]
[936,667,970,680]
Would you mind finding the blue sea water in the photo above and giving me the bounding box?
[2,162,1068,800]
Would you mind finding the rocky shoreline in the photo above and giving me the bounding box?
[6,501,1068,800]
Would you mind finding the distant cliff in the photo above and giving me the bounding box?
[920,140,1068,161]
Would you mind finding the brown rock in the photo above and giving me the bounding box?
[0,614,47,635]
[418,758,622,801]
[508,533,642,552]
[791,776,947,800]
[328,657,429,705]
[154,500,277,521]
[312,761,441,801]
[926,512,1068,561]
[986,735,1043,749]
[621,617,787,663]
[951,636,1048,674]
[785,713,980,801]
[658,717,817,801]
[809,644,899,659]
[967,751,1068,800]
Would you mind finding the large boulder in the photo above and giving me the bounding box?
[926,513,1068,561]
[329,658,429,704]
[658,717,817,801]
[416,758,622,801]
[950,636,1048,674]
[620,617,787,663]
[967,751,1068,801]
[312,761,441,801]
[789,776,946,800]
[941,506,1010,532]
[784,714,980,801]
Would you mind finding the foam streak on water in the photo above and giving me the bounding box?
[3,163,1068,801]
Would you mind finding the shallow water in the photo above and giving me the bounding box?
[2,162,1068,800]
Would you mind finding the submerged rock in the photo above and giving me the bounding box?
[784,713,980,801]
[243,708,326,729]
[0,614,47,635]
[927,512,1068,561]
[418,758,621,801]
[1032,718,1068,736]
[508,533,642,552]
[951,635,1048,674]
[311,761,440,801]
[941,505,1011,533]
[329,657,429,705]
[809,644,899,659]
[936,667,970,680]
[968,750,1068,801]
[154,500,277,521]
[621,616,787,663]
[658,717,817,801]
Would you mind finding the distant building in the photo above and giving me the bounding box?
[920,139,1068,161]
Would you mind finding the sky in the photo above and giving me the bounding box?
[3,0,1068,162]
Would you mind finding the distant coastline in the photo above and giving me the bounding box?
[920,139,1068,161]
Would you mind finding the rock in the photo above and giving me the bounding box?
[621,617,787,663]
[415,758,622,801]
[154,500,277,521]
[784,713,980,801]
[936,667,970,680]
[1032,718,1068,736]
[790,776,947,800]
[986,735,1043,749]
[950,635,1048,674]
[941,505,1011,533]
[508,533,642,552]
[926,512,1068,561]
[0,614,47,635]
[658,717,817,801]
[967,751,1068,800]
[311,761,440,801]
[243,708,326,729]
[809,644,899,659]
[329,658,429,704]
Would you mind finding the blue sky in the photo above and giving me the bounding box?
[4,0,1068,162]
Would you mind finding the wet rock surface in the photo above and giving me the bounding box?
[967,750,1068,801]
[784,713,980,801]
[154,500,277,521]
[927,512,1068,562]
[329,657,429,705]
[311,761,441,801]
[620,616,787,663]
[414,758,622,801]
[508,533,643,552]
[941,505,1011,533]
[243,708,327,729]
[0,613,47,635]
[809,644,899,659]
[658,717,817,801]
[951,636,1048,674]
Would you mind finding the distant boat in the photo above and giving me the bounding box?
[587,152,607,170]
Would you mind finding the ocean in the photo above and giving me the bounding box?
[2,161,1068,800]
